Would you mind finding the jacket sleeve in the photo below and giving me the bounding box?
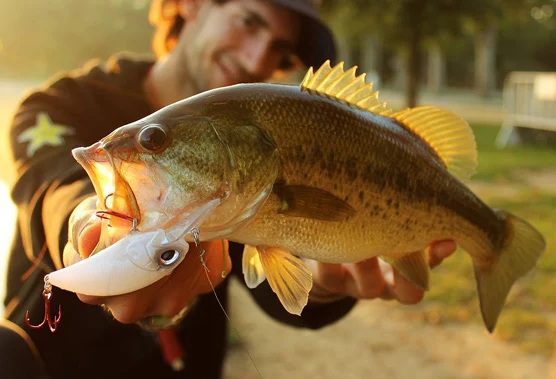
[9,75,98,273]
[228,242,357,329]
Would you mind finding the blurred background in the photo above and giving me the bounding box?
[0,0,555,378]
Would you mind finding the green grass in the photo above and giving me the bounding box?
[471,124,556,182]
[419,124,556,356]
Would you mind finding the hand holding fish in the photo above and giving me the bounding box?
[60,198,231,324]
[308,240,456,305]
[48,61,545,333]
[57,196,454,326]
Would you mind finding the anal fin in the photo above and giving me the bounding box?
[256,246,313,315]
[382,250,430,290]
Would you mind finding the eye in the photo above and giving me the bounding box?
[137,124,168,153]
[233,10,258,32]
[157,249,181,268]
[241,15,257,28]
[278,55,295,71]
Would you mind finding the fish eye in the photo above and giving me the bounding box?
[137,124,168,153]
[157,249,181,267]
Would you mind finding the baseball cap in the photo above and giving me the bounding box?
[270,0,337,69]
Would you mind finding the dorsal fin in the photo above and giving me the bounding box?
[390,106,478,181]
[300,61,477,182]
[300,60,392,116]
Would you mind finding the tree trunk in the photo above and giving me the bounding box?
[405,0,424,108]
[329,7,354,67]
[360,34,382,88]
[474,26,497,97]
[427,41,445,94]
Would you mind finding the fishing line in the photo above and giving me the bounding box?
[190,229,263,379]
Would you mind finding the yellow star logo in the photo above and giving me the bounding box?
[18,112,73,157]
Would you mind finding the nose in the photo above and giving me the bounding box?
[240,36,275,79]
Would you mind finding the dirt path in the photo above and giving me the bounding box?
[223,280,552,379]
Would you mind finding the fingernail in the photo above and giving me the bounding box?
[434,241,456,259]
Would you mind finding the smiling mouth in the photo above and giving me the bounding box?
[72,143,141,232]
[216,56,241,84]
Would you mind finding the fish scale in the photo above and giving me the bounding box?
[203,93,491,260]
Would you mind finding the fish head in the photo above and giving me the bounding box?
[72,115,234,251]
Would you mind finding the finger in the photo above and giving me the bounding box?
[344,258,386,299]
[103,293,154,324]
[147,240,231,318]
[198,240,233,291]
[79,239,232,324]
[313,262,348,294]
[76,293,107,306]
[62,242,82,268]
[384,269,424,304]
[428,240,457,268]
[376,259,396,300]
[159,240,231,302]
[77,222,102,258]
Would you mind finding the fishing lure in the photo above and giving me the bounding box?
[26,198,220,331]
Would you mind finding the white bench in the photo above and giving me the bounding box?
[495,71,556,148]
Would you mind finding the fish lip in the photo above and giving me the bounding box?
[72,143,106,203]
[71,143,141,222]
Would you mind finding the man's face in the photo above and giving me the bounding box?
[176,0,302,92]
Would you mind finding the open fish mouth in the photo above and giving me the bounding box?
[72,143,141,250]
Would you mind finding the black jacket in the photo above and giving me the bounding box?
[3,54,357,379]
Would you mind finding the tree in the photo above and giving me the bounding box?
[322,0,505,107]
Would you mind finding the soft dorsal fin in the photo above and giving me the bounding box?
[300,60,392,115]
[390,106,478,181]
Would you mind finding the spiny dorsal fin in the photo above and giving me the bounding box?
[390,106,478,181]
[301,60,392,116]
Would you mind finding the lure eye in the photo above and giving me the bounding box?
[157,249,181,268]
[137,124,168,153]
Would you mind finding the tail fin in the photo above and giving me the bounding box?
[474,210,546,333]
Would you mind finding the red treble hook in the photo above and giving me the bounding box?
[25,276,62,333]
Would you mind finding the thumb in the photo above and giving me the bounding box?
[77,222,102,258]
[62,242,83,268]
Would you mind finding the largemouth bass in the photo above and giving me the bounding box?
[65,61,545,332]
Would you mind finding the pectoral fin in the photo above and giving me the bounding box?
[382,250,430,290]
[273,183,356,222]
[257,245,313,315]
[242,245,266,289]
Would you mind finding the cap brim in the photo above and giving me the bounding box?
[270,0,337,69]
[297,16,337,69]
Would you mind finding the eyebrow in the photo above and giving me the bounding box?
[243,8,297,51]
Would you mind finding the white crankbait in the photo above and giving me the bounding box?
[48,229,190,296]
[48,199,221,297]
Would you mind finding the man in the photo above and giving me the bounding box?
[1,1,456,378]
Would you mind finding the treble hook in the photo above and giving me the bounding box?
[95,193,138,231]
[25,275,62,333]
